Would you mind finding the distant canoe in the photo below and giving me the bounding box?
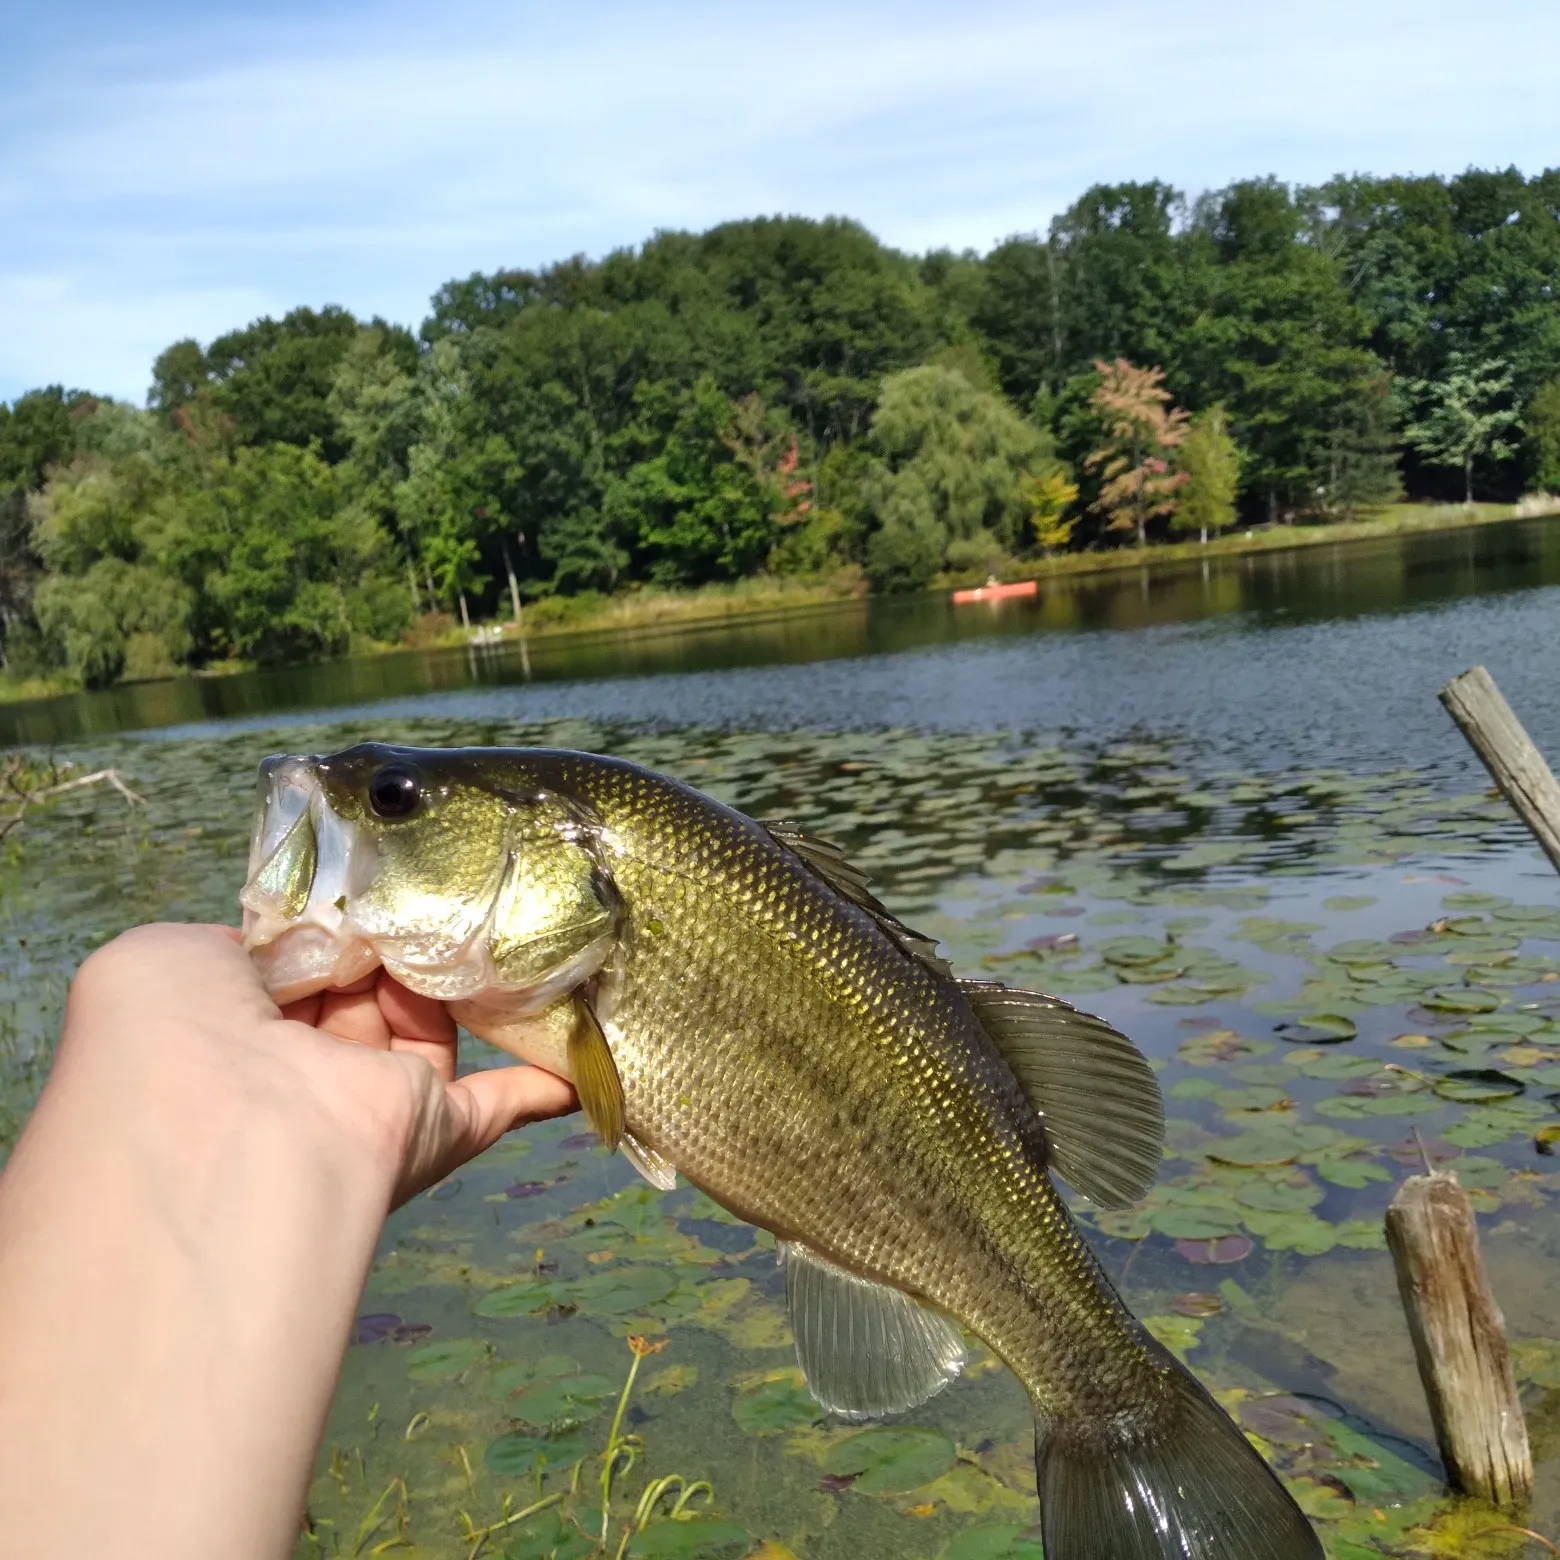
[952,579,1038,604]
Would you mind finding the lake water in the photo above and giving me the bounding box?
[2,517,1559,1560]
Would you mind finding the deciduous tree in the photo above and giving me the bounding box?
[1172,408,1240,542]
[1085,359,1189,546]
[1402,353,1519,503]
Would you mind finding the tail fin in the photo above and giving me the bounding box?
[1035,1355,1322,1560]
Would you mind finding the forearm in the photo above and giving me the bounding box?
[0,995,395,1558]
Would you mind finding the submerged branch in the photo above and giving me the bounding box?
[0,754,144,843]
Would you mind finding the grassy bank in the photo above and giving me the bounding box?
[4,497,1558,704]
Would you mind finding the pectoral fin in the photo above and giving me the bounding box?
[781,1241,965,1419]
[960,980,1163,1209]
[568,994,625,1151]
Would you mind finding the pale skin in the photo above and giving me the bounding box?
[0,922,579,1560]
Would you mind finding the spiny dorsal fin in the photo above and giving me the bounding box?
[568,992,625,1151]
[781,1241,965,1419]
[960,980,1164,1209]
[761,821,951,977]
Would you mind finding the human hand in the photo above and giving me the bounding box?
[63,922,579,1210]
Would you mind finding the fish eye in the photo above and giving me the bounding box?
[367,765,421,819]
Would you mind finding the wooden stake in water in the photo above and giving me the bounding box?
[1438,664,1560,873]
[1385,1169,1532,1507]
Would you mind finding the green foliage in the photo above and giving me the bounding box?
[1173,408,1240,539]
[1402,352,1519,503]
[864,364,1049,586]
[1521,375,1560,491]
[12,177,1560,683]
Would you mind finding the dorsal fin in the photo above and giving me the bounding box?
[781,1241,965,1419]
[960,980,1164,1209]
[761,822,951,976]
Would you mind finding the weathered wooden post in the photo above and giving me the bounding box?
[1385,1171,1532,1506]
[1379,662,1560,1507]
[1439,664,1560,873]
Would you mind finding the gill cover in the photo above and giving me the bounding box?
[241,744,620,1009]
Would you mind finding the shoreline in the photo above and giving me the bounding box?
[3,498,1557,710]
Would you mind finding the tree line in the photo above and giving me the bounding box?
[6,166,1560,687]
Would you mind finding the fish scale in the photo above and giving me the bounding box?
[242,742,1323,1560]
[560,753,1162,1421]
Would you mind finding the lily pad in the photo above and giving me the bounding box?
[1234,1179,1323,1213]
[507,1372,618,1427]
[939,1526,1045,1560]
[1300,1054,1382,1080]
[822,1427,956,1493]
[732,1373,820,1436]
[1206,1123,1339,1166]
[1434,1068,1525,1103]
[571,1266,679,1316]
[475,1279,567,1318]
[502,1509,597,1559]
[627,1518,754,1559]
[1174,1234,1253,1264]
[1274,1014,1357,1044]
[1422,988,1502,1014]
[405,1338,488,1381]
[485,1428,589,1476]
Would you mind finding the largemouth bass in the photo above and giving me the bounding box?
[242,743,1321,1560]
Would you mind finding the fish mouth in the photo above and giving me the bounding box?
[241,755,381,1004]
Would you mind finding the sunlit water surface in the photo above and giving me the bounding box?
[3,519,1560,1559]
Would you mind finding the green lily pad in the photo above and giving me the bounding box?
[1326,940,1396,966]
[732,1373,820,1436]
[1443,1113,1527,1148]
[1098,936,1176,967]
[1313,1092,1442,1118]
[1152,1207,1244,1240]
[1241,1211,1337,1255]
[571,1266,679,1316]
[1300,1054,1383,1080]
[822,1427,956,1493]
[502,1509,597,1560]
[627,1518,754,1559]
[485,1428,589,1476]
[939,1525,1045,1560]
[1314,1156,1391,1188]
[405,1338,488,1381]
[507,1372,618,1427]
[1274,1014,1357,1044]
[1233,1179,1323,1213]
[1323,896,1376,912]
[475,1279,566,1318]
[1434,1069,1525,1103]
[1422,988,1502,1014]
[1206,1124,1339,1166]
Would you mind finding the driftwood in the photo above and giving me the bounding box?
[0,754,143,842]
[1386,1171,1532,1507]
[1439,664,1560,874]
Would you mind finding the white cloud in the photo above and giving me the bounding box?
[4,0,1560,401]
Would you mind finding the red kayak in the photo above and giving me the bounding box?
[952,578,1038,604]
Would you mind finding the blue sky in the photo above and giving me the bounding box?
[4,0,1560,405]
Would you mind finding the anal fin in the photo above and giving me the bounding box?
[781,1241,965,1419]
[621,1130,677,1191]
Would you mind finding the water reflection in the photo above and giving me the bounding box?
[1,517,1556,749]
